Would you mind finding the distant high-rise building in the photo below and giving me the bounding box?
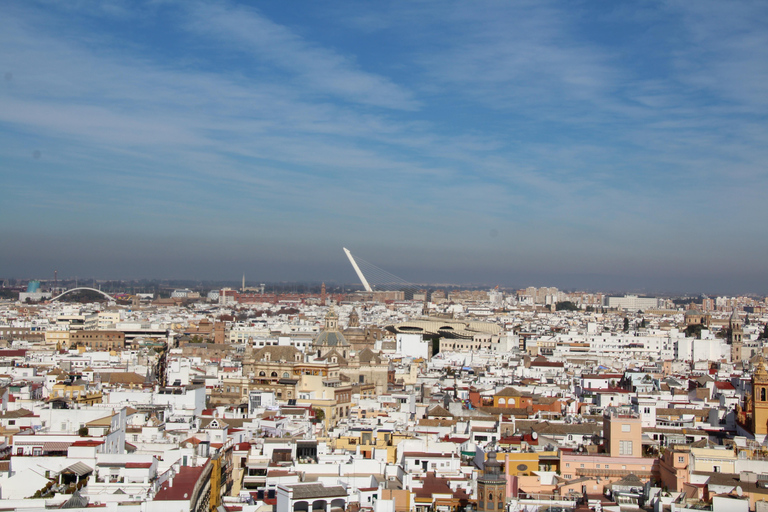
[603,295,660,311]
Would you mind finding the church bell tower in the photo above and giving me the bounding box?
[730,310,744,363]
[751,359,768,436]
[477,452,506,512]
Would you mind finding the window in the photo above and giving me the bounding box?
[622,424,631,432]
[620,440,633,456]
[678,456,684,463]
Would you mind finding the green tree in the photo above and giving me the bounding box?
[556,301,579,311]
[623,317,630,332]
[685,324,704,338]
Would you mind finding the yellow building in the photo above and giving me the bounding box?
[45,330,70,348]
[689,446,737,474]
[498,450,559,476]
[50,379,102,405]
[752,360,768,436]
[332,430,408,463]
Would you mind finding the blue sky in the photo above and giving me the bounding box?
[1,0,767,293]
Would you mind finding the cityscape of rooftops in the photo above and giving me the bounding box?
[2,1,768,511]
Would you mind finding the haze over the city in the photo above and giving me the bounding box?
[2,1,767,293]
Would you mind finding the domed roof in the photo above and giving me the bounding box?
[314,330,349,347]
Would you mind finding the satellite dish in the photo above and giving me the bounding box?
[532,432,538,440]
[736,486,743,497]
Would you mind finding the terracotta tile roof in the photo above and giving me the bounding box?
[154,465,206,501]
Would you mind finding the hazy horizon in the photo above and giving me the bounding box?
[2,1,767,295]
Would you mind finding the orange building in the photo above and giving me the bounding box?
[559,409,658,495]
[493,387,532,408]
[659,445,691,492]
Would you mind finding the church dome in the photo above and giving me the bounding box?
[314,330,349,347]
[314,304,349,347]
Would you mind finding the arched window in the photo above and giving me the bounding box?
[271,372,278,377]
[498,398,506,405]
[488,493,493,501]
[259,371,266,377]
[762,387,766,402]
[283,372,289,378]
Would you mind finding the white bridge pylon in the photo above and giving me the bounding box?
[343,247,373,292]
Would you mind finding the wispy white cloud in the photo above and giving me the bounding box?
[184,2,419,111]
[1,0,767,288]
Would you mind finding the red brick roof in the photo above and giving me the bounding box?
[125,462,153,468]
[154,465,205,501]
[71,440,104,447]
